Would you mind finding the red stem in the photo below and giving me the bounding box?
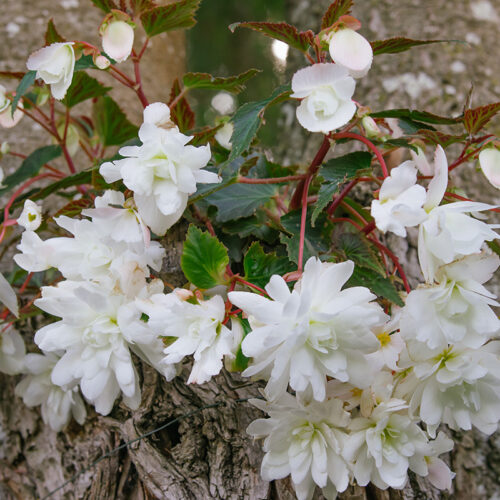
[297,175,313,273]
[238,174,306,184]
[232,276,268,296]
[327,179,358,215]
[331,132,389,178]
[290,135,331,209]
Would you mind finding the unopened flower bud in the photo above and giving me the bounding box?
[101,20,134,63]
[95,54,111,70]
[56,122,80,156]
[0,85,23,129]
[215,121,233,150]
[361,116,382,139]
[479,147,500,189]
[1,142,10,155]
[329,28,373,78]
[175,288,194,301]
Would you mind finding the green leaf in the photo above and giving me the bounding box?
[129,0,156,15]
[229,22,314,54]
[336,231,384,274]
[54,198,93,218]
[89,0,117,12]
[93,96,138,147]
[397,118,436,134]
[141,0,201,37]
[181,225,229,289]
[222,215,278,243]
[168,78,195,132]
[347,266,404,306]
[188,124,223,147]
[182,69,261,94]
[321,0,353,29]
[230,318,251,372]
[243,242,294,289]
[11,71,37,115]
[371,37,454,56]
[417,130,467,147]
[229,84,291,162]
[62,72,110,108]
[378,138,418,152]
[464,102,500,135]
[312,151,372,224]
[45,19,65,45]
[0,145,62,199]
[205,183,277,222]
[370,108,461,125]
[29,169,94,201]
[74,54,98,71]
[280,210,332,265]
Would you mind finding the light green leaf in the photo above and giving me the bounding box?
[181,225,229,289]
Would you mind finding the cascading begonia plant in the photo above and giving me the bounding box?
[0,0,499,498]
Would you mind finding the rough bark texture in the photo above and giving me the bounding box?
[1,0,500,499]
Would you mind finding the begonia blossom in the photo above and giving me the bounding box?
[27,42,75,100]
[100,102,218,235]
[17,199,42,231]
[0,327,25,375]
[247,391,350,500]
[101,20,134,63]
[229,257,387,401]
[15,352,86,432]
[0,84,23,128]
[291,63,356,133]
[479,147,500,189]
[328,29,373,78]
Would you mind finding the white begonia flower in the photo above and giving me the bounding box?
[478,147,500,189]
[247,392,351,500]
[399,341,500,436]
[416,145,499,282]
[0,328,25,375]
[365,313,405,371]
[345,399,446,490]
[410,146,434,176]
[137,292,233,384]
[0,84,23,128]
[214,121,233,150]
[400,252,500,350]
[100,102,218,236]
[291,63,356,133]
[33,280,166,415]
[228,257,387,401]
[27,42,75,100]
[425,432,455,491]
[371,161,427,237]
[15,352,86,432]
[101,20,134,63]
[328,29,373,78]
[0,272,19,318]
[17,199,42,231]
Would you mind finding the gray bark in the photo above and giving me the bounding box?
[1,0,500,499]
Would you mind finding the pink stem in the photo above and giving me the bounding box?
[297,175,313,273]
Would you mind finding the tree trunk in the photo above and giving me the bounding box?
[2,0,500,499]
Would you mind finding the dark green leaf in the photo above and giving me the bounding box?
[229,84,291,162]
[280,210,332,265]
[89,0,117,12]
[205,183,277,222]
[250,155,297,179]
[229,22,314,54]
[74,54,97,71]
[464,102,500,135]
[397,118,436,134]
[29,169,94,201]
[222,215,278,243]
[487,240,500,258]
[379,138,418,152]
[93,96,138,147]
[370,108,461,125]
[62,72,110,108]
[45,19,65,45]
[141,0,200,37]
[312,151,372,224]
[183,69,260,94]
[188,124,224,146]
[336,231,384,274]
[321,0,353,29]
[371,37,453,56]
[0,145,62,199]
[347,266,404,306]
[11,71,37,115]
[243,242,294,288]
[168,78,195,132]
[417,129,467,147]
[181,225,229,289]
[54,198,93,218]
[129,0,156,15]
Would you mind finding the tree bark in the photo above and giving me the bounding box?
[2,0,500,499]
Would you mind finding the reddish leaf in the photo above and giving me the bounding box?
[168,78,195,133]
[418,129,467,148]
[141,0,200,37]
[182,69,261,94]
[89,0,117,12]
[45,19,65,45]
[371,37,450,56]
[129,0,156,16]
[229,22,314,54]
[321,0,353,29]
[464,102,500,135]
[0,71,25,80]
[54,198,92,218]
